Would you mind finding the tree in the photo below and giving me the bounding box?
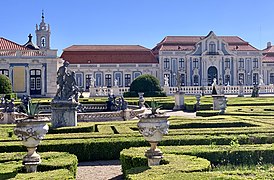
[124,74,166,97]
[0,75,12,94]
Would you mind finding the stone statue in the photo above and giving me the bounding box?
[54,61,79,102]
[55,61,69,99]
[114,79,118,87]
[63,71,79,102]
[164,75,169,87]
[212,78,217,95]
[90,75,95,87]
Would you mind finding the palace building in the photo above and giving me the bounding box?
[152,31,263,87]
[2,14,274,97]
[0,14,62,97]
[61,45,158,91]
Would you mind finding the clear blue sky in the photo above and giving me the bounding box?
[1,0,274,55]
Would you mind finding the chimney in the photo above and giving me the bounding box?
[267,42,272,48]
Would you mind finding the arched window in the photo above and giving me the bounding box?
[41,37,46,47]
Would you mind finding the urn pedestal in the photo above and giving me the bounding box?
[212,95,225,110]
[51,100,79,128]
[173,91,185,110]
[14,118,49,173]
[137,114,170,166]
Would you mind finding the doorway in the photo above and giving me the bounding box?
[207,66,218,85]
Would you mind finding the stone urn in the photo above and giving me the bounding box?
[137,113,170,166]
[14,117,50,172]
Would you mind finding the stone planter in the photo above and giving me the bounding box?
[137,113,170,166]
[14,117,50,173]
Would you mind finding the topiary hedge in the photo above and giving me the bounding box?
[124,74,166,97]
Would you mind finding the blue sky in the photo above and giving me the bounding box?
[1,0,274,55]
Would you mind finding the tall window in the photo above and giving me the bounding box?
[225,75,230,85]
[225,58,230,69]
[193,58,198,68]
[85,74,92,90]
[180,74,185,86]
[164,58,170,69]
[253,73,259,85]
[75,72,83,87]
[239,58,244,68]
[253,58,259,68]
[270,73,274,84]
[95,72,102,87]
[239,73,244,84]
[209,42,216,54]
[193,75,199,86]
[125,74,131,87]
[0,69,9,77]
[179,58,184,69]
[105,74,112,87]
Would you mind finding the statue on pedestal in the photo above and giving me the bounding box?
[54,61,79,102]
[212,78,217,95]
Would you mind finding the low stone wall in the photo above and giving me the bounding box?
[3,108,145,123]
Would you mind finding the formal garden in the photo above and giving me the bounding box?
[1,71,274,179]
[0,95,274,179]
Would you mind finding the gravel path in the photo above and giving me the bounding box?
[77,160,123,180]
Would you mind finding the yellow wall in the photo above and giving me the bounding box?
[13,67,25,92]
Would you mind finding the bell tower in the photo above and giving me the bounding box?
[35,11,50,50]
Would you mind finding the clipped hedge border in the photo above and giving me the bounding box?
[121,145,274,179]
[120,147,210,179]
[1,132,274,162]
[0,151,77,179]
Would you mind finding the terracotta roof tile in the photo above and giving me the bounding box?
[0,37,29,50]
[61,45,158,64]
[63,45,150,52]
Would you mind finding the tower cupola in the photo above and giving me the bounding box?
[35,10,51,49]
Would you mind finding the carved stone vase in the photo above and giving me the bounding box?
[137,113,170,166]
[14,117,50,173]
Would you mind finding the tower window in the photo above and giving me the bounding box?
[41,37,46,47]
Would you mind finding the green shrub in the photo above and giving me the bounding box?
[124,74,166,97]
[0,74,12,94]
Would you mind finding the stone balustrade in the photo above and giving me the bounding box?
[89,85,274,97]
[3,108,145,123]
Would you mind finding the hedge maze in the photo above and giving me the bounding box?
[0,96,274,179]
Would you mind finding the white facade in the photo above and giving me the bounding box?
[0,14,62,97]
[157,31,262,87]
[67,63,159,91]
